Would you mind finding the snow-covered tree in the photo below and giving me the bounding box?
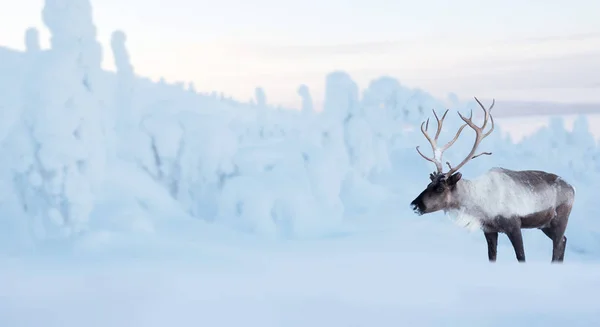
[12,0,106,240]
[297,84,314,115]
[24,28,41,54]
[110,29,136,158]
[255,87,266,107]
[254,87,267,137]
[323,71,359,123]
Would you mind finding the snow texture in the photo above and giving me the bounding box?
[1,0,600,326]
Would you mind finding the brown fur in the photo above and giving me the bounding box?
[411,169,575,263]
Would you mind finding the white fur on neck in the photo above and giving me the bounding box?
[446,168,560,231]
[446,208,482,232]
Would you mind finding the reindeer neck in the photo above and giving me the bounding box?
[447,177,493,220]
[448,178,473,211]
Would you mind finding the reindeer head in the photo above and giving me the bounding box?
[410,97,495,215]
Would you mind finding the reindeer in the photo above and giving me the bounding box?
[409,97,575,263]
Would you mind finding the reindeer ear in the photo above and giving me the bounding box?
[448,172,462,186]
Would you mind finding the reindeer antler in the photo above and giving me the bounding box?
[445,97,495,177]
[416,108,468,173]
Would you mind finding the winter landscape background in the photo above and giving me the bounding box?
[2,0,600,326]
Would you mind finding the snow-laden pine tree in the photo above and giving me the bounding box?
[566,115,598,179]
[297,84,314,115]
[12,0,106,240]
[24,28,41,54]
[255,87,267,137]
[110,30,136,159]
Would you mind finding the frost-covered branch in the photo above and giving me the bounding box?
[137,116,187,198]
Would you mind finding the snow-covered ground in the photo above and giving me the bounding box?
[3,218,600,327]
[2,0,600,326]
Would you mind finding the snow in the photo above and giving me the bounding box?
[3,222,600,327]
[1,0,600,326]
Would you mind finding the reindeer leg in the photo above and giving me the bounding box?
[541,228,566,262]
[541,203,572,263]
[495,217,525,262]
[506,228,526,262]
[484,231,498,262]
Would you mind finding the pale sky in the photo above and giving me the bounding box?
[1,0,599,109]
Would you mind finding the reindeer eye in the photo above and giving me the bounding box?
[435,186,444,193]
